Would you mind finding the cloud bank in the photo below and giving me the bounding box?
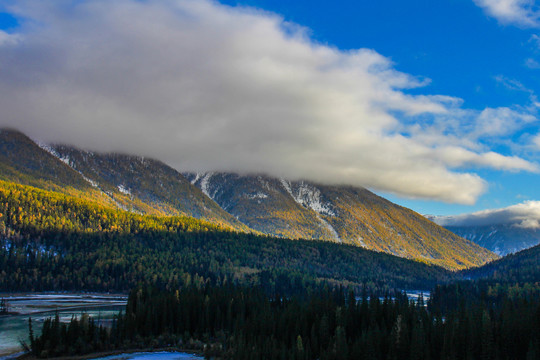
[474,0,540,27]
[0,0,537,204]
[433,201,540,228]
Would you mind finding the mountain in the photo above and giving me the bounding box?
[0,180,454,292]
[462,243,540,282]
[0,128,497,270]
[47,144,249,230]
[430,215,540,256]
[184,172,497,270]
[0,128,118,206]
[0,129,247,231]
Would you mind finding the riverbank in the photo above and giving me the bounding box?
[0,293,128,359]
[15,348,204,360]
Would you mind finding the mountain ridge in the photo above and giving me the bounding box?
[185,171,497,269]
[429,214,540,256]
[0,128,497,270]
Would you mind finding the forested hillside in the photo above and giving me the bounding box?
[0,129,118,207]
[186,172,497,270]
[49,144,249,230]
[0,128,497,271]
[0,180,453,292]
[0,129,249,231]
[462,243,540,282]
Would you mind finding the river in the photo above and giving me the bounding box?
[0,293,127,359]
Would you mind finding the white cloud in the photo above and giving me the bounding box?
[0,0,537,205]
[532,133,540,148]
[474,0,540,27]
[405,106,538,152]
[433,200,540,228]
[525,57,540,68]
[530,34,540,47]
[0,29,19,45]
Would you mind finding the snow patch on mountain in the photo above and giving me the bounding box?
[279,178,293,197]
[316,215,341,243]
[81,175,98,188]
[118,184,131,195]
[257,176,272,191]
[279,178,339,240]
[199,172,215,199]
[190,172,203,185]
[285,181,336,217]
[39,143,73,168]
[37,142,100,189]
[245,192,268,200]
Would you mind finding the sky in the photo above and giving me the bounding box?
[1,0,540,219]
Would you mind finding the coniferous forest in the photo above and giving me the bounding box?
[0,180,539,359]
[29,281,540,360]
[0,180,452,294]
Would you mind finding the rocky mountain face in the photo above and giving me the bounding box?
[185,172,497,270]
[0,128,497,270]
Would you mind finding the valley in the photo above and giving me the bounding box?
[0,129,497,271]
[0,129,538,360]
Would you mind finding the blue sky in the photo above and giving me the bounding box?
[219,0,538,109]
[1,0,540,217]
[218,0,540,215]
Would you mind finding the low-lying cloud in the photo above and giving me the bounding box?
[0,0,537,204]
[433,201,540,228]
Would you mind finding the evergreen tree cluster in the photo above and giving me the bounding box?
[30,282,540,359]
[0,180,451,293]
[462,243,540,283]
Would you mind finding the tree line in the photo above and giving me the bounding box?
[30,281,540,359]
[0,180,452,294]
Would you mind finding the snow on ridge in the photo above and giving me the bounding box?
[82,175,98,188]
[257,176,272,191]
[280,178,339,239]
[37,141,71,166]
[245,192,268,200]
[279,178,293,197]
[295,182,335,217]
[280,178,335,216]
[200,172,215,199]
[37,142,60,158]
[37,142,100,189]
[191,172,202,185]
[118,184,131,195]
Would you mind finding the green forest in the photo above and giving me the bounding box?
[0,180,452,294]
[29,281,540,359]
[1,179,539,359]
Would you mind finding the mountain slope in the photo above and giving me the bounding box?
[48,145,249,230]
[0,129,247,231]
[185,172,497,270]
[0,180,454,292]
[429,214,540,256]
[442,224,540,256]
[462,243,540,282]
[0,128,496,270]
[0,128,120,207]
